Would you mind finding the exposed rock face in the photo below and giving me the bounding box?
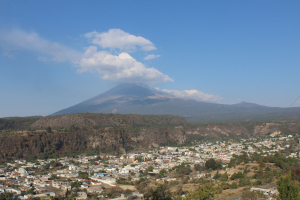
[185,124,250,137]
[253,123,281,136]
[85,127,186,154]
[185,123,300,138]
[138,128,186,147]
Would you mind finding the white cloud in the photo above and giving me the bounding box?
[84,29,156,52]
[2,52,15,59]
[0,28,172,83]
[79,46,172,83]
[144,54,161,60]
[155,87,222,102]
[0,29,81,62]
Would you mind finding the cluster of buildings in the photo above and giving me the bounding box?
[0,134,297,199]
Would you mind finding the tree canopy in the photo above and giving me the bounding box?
[277,173,300,200]
[205,158,221,170]
[144,184,172,200]
[186,182,216,200]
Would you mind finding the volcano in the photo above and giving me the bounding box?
[53,83,300,123]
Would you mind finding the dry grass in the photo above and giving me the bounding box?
[43,186,65,196]
[215,186,249,200]
[182,162,280,199]
[182,183,198,191]
[211,162,277,178]
[118,184,137,191]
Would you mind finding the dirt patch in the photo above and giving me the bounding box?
[118,184,137,191]
[215,186,249,200]
[43,186,65,196]
[182,183,198,191]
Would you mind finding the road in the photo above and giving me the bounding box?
[225,184,276,200]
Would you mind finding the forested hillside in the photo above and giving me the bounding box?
[0,116,41,130]
[30,113,188,129]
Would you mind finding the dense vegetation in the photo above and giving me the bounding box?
[0,116,41,131]
[31,113,188,129]
[277,173,300,200]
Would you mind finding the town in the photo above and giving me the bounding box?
[0,132,298,200]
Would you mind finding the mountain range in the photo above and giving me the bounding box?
[53,83,300,123]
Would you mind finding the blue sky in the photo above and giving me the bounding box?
[1,1,300,117]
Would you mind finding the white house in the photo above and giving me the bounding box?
[119,168,129,174]
[69,165,77,171]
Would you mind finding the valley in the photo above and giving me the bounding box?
[0,125,299,200]
[1,110,300,200]
[1,113,300,162]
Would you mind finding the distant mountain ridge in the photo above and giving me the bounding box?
[230,101,267,108]
[53,83,300,123]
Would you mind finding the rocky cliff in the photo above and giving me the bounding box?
[185,122,300,138]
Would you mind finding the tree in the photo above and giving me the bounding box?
[50,174,57,180]
[124,189,133,197]
[144,184,172,200]
[259,160,265,168]
[231,183,238,189]
[177,167,192,175]
[220,172,228,181]
[205,158,220,170]
[186,182,216,200]
[147,166,154,172]
[159,169,167,176]
[230,172,245,180]
[194,164,202,171]
[228,158,236,168]
[125,145,134,153]
[27,188,36,195]
[78,171,89,179]
[0,193,13,200]
[277,173,300,200]
[46,126,52,133]
[213,171,221,180]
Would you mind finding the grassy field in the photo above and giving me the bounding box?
[117,184,137,191]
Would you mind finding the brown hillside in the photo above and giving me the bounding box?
[0,126,186,161]
[31,113,188,129]
[185,122,300,138]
